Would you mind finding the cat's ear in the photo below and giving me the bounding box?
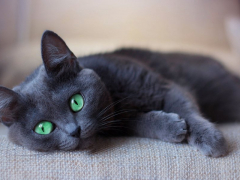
[41,30,82,78]
[0,86,20,127]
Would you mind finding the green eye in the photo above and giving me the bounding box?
[70,94,84,112]
[34,121,54,135]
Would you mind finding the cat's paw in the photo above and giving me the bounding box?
[160,113,187,143]
[188,123,228,157]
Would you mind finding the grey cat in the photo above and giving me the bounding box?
[2,30,239,157]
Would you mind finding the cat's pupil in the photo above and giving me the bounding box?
[74,100,78,105]
[42,127,45,132]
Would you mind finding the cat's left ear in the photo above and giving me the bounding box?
[0,86,21,127]
[41,30,82,78]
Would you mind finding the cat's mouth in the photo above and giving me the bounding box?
[77,136,96,150]
[57,135,96,151]
[79,124,97,139]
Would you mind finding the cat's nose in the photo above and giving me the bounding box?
[70,126,81,138]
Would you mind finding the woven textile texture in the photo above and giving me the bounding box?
[0,124,239,180]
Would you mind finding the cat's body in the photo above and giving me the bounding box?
[81,49,240,124]
[1,31,239,157]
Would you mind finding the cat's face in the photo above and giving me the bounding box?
[0,31,113,151]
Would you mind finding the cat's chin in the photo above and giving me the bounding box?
[9,131,97,152]
[53,136,97,152]
[77,136,96,150]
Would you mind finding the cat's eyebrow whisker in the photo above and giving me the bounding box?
[100,109,137,122]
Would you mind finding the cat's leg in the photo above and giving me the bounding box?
[162,84,228,157]
[130,111,187,143]
[198,73,240,123]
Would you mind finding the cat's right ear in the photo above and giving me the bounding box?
[41,30,82,78]
[0,86,20,127]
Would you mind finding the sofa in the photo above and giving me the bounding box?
[0,40,240,179]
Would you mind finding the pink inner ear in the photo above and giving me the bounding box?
[0,86,20,126]
[1,107,13,118]
[0,108,15,126]
[2,116,10,123]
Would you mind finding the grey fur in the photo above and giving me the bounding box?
[1,30,238,157]
[131,111,187,143]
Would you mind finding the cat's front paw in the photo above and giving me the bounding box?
[188,123,228,157]
[161,113,187,143]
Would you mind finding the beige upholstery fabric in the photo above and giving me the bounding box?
[0,124,239,180]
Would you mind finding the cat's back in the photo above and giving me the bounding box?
[109,48,240,122]
[111,48,230,89]
[78,48,231,92]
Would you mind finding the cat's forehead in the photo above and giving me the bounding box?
[13,67,103,112]
[14,66,76,101]
[14,66,47,92]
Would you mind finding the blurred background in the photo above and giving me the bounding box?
[1,0,240,134]
[1,0,240,86]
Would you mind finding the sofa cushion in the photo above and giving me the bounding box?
[0,124,239,179]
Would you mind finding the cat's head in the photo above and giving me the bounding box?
[0,30,113,151]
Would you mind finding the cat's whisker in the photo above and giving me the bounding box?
[100,109,137,122]
[96,96,131,119]
[99,124,136,132]
[99,118,139,127]
[100,109,134,122]
[98,117,139,132]
[59,141,76,151]
[97,98,126,119]
[97,91,167,121]
[99,128,124,134]
[99,120,125,127]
